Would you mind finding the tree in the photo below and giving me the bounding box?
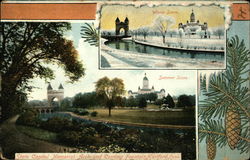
[72,92,99,108]
[213,28,224,39]
[167,30,177,38]
[138,27,150,41]
[138,97,147,108]
[154,15,175,43]
[125,96,137,107]
[1,22,85,122]
[95,77,125,116]
[60,97,72,110]
[163,94,175,108]
[176,94,195,108]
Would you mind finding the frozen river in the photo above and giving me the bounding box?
[105,40,224,63]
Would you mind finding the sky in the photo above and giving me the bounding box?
[28,22,196,101]
[101,4,225,30]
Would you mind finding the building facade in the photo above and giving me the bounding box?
[178,9,208,36]
[128,73,165,99]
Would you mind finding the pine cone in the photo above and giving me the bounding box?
[206,136,216,160]
[225,109,241,150]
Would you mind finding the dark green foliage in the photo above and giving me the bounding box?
[90,111,98,117]
[199,36,250,154]
[163,94,175,108]
[138,97,147,108]
[1,22,85,121]
[58,131,82,146]
[16,109,40,127]
[154,98,164,106]
[177,94,195,108]
[40,117,73,132]
[72,92,99,108]
[80,23,99,47]
[60,97,72,110]
[125,96,138,107]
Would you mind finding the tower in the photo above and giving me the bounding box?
[47,83,64,107]
[115,17,129,36]
[190,9,195,23]
[142,73,149,89]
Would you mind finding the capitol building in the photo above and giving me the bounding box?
[178,9,208,36]
[128,73,165,99]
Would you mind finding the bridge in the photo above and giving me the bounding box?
[101,35,132,41]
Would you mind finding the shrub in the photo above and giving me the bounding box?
[58,131,81,146]
[97,144,127,153]
[90,111,98,117]
[74,108,89,116]
[41,117,73,132]
[79,135,98,146]
[81,127,97,136]
[88,123,111,134]
[16,109,41,127]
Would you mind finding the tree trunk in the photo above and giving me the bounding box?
[108,106,111,117]
[0,76,23,122]
[163,36,165,44]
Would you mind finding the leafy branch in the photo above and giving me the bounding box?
[80,23,99,47]
[199,35,250,156]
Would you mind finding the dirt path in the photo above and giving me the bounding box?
[0,116,82,159]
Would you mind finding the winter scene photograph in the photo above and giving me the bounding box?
[100,4,227,69]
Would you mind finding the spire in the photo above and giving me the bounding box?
[47,83,53,90]
[58,83,64,89]
[116,17,120,22]
[143,73,148,81]
[190,9,195,22]
[125,17,129,22]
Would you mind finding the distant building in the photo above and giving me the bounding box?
[178,9,208,36]
[47,83,64,107]
[128,73,165,99]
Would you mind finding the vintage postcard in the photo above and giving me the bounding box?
[0,1,249,160]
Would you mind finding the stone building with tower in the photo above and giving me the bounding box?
[115,17,129,36]
[47,83,64,107]
[178,9,208,36]
[128,73,165,99]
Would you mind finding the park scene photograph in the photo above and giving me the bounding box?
[1,22,196,159]
[100,4,227,69]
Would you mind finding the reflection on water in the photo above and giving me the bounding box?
[106,40,224,61]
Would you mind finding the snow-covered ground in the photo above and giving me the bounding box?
[135,35,225,51]
[100,37,225,69]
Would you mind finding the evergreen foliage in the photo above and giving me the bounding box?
[199,36,250,156]
[80,23,99,47]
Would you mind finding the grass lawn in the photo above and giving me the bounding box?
[16,125,58,143]
[87,108,195,126]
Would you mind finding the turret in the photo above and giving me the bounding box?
[58,83,64,90]
[47,83,53,90]
[124,17,129,24]
[143,73,149,89]
[115,17,120,24]
[190,9,195,23]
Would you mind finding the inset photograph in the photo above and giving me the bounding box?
[100,4,227,69]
